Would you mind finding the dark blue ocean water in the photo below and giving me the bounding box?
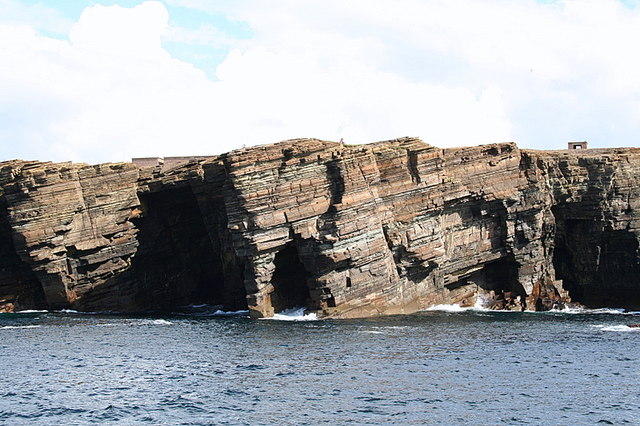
[1,306,639,425]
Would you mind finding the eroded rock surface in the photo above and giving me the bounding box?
[1,138,639,317]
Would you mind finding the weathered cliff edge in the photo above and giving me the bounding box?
[1,138,639,317]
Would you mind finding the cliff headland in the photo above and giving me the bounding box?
[1,138,639,318]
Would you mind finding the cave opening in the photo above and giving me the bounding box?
[447,257,526,309]
[551,244,582,302]
[480,257,526,297]
[551,207,588,305]
[130,186,247,312]
[552,205,640,309]
[269,244,311,313]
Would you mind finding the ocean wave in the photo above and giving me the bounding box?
[0,325,41,330]
[173,304,250,317]
[267,307,318,321]
[56,309,111,315]
[550,307,626,315]
[591,324,640,332]
[209,309,250,317]
[424,303,513,313]
[144,319,173,326]
[425,304,471,312]
[360,325,414,335]
[96,319,174,327]
[425,303,632,316]
[13,310,48,314]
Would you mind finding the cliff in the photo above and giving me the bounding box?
[1,138,639,317]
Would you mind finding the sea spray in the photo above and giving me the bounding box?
[268,307,318,321]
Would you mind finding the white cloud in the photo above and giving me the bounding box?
[0,2,222,163]
[0,0,73,36]
[163,23,236,49]
[2,0,640,163]
[70,1,169,55]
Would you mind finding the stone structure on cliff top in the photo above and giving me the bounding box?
[1,137,639,317]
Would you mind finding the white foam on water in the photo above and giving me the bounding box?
[98,319,173,327]
[0,325,41,330]
[211,309,250,316]
[550,306,626,315]
[14,310,48,314]
[424,304,504,313]
[267,307,318,321]
[593,308,626,314]
[173,304,249,317]
[427,304,630,315]
[425,304,470,312]
[56,309,106,315]
[149,319,173,325]
[474,293,493,310]
[360,325,414,335]
[137,319,174,326]
[424,295,511,313]
[591,324,640,332]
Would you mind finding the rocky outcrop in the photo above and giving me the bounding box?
[1,138,639,317]
[0,161,141,312]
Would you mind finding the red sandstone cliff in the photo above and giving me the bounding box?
[1,138,639,317]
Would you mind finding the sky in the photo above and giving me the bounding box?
[1,0,640,163]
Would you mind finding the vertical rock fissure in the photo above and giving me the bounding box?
[326,160,344,206]
[407,150,421,184]
[0,198,46,311]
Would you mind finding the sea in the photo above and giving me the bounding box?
[1,305,639,425]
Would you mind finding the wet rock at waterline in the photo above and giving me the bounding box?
[1,138,639,318]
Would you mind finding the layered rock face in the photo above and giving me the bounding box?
[1,138,639,317]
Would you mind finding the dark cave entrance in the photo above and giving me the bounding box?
[478,257,527,309]
[552,205,640,309]
[480,257,526,296]
[446,258,525,294]
[269,244,311,313]
[552,244,581,302]
[446,256,526,309]
[551,206,591,305]
[131,186,247,311]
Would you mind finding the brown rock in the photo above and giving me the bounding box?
[1,138,639,317]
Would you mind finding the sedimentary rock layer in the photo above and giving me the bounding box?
[1,138,639,317]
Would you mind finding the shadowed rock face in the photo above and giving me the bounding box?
[1,138,639,317]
